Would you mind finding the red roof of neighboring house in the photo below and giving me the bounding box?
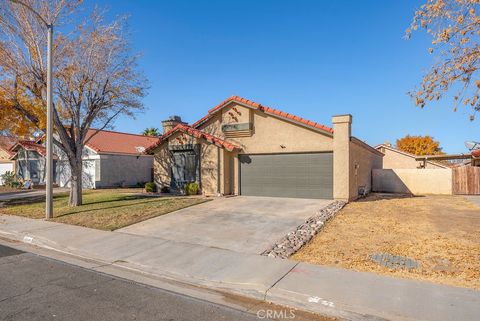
[472,149,480,158]
[11,140,49,157]
[192,96,334,135]
[84,129,159,155]
[146,124,241,153]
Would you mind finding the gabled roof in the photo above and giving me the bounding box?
[146,124,241,153]
[375,144,451,169]
[10,140,50,158]
[192,96,334,135]
[82,129,159,155]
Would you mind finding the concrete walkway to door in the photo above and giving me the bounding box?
[118,196,333,254]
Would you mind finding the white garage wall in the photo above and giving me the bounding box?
[57,160,96,189]
[0,163,14,185]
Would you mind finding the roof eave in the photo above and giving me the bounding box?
[194,99,334,137]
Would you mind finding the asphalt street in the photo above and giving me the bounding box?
[0,243,334,321]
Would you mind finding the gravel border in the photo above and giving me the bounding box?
[261,201,347,259]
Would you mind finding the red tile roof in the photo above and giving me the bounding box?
[192,96,334,134]
[146,124,241,153]
[84,129,159,155]
[472,149,480,158]
[35,128,159,155]
[11,140,49,158]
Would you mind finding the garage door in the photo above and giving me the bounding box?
[239,153,333,199]
[0,163,14,185]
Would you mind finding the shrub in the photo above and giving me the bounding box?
[160,186,170,193]
[144,182,157,193]
[184,182,199,196]
[1,171,19,188]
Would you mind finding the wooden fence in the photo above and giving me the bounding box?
[452,166,480,195]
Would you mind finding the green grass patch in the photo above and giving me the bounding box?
[0,189,209,231]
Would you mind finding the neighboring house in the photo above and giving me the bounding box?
[375,143,450,169]
[54,129,158,189]
[9,140,55,185]
[7,129,157,189]
[147,96,383,201]
[0,136,17,185]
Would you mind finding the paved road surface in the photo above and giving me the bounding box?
[0,244,332,321]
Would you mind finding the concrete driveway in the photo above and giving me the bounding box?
[118,196,333,254]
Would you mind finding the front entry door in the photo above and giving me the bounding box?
[171,150,198,191]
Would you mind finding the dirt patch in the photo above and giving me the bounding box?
[292,194,480,289]
[0,187,22,193]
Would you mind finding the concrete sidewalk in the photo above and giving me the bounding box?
[0,214,478,321]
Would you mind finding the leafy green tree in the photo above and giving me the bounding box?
[142,127,160,137]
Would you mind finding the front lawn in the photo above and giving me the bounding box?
[292,194,480,289]
[0,186,23,193]
[0,189,209,231]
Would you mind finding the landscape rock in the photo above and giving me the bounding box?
[261,201,346,259]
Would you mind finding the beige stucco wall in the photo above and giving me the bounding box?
[199,103,334,154]
[332,115,351,201]
[379,147,445,169]
[372,168,452,195]
[200,143,220,195]
[349,139,383,199]
[152,131,221,196]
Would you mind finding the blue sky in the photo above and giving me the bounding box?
[93,0,477,154]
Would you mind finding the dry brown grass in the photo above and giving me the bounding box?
[292,194,480,289]
[0,186,22,193]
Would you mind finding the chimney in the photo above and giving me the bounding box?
[162,116,186,134]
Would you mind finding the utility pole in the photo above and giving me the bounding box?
[10,1,54,219]
[46,23,53,219]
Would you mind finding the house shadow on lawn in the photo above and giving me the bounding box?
[355,192,425,203]
[54,198,169,218]
[2,192,154,206]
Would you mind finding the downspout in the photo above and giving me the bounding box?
[217,147,221,195]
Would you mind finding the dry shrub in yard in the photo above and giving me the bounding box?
[292,194,480,289]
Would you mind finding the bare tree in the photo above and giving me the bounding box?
[0,0,148,206]
[407,0,480,120]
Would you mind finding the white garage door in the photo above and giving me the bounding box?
[0,163,14,185]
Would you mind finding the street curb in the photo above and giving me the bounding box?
[2,218,479,321]
[0,225,376,321]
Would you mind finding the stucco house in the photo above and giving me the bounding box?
[375,143,449,169]
[5,129,157,188]
[147,96,383,201]
[9,140,54,185]
[54,129,158,188]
